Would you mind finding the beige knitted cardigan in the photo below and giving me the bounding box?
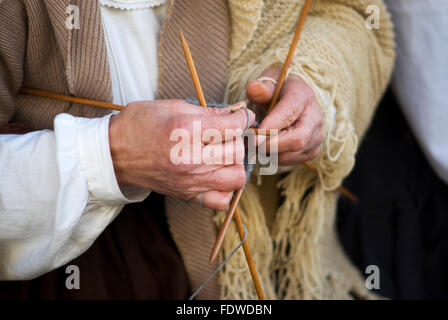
[0,0,395,299]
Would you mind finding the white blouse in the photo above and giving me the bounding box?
[101,0,166,105]
[0,0,164,280]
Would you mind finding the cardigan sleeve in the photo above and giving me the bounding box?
[0,0,26,125]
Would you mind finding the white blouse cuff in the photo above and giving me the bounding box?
[69,113,150,204]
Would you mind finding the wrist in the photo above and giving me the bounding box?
[108,114,128,188]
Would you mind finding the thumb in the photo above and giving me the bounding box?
[246,79,276,105]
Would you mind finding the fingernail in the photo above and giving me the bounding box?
[230,100,248,112]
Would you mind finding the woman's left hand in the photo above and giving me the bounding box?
[246,67,324,166]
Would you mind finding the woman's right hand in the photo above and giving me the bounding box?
[108,99,254,210]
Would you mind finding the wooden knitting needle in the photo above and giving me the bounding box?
[180,32,207,108]
[266,0,312,114]
[303,162,358,202]
[19,88,276,137]
[19,88,124,111]
[209,0,314,266]
[179,31,265,300]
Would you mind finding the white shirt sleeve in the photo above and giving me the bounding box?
[0,113,150,280]
[386,0,448,184]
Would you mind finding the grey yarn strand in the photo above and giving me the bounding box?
[185,99,254,300]
[188,225,248,300]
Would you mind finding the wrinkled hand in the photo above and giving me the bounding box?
[109,100,254,210]
[246,67,323,166]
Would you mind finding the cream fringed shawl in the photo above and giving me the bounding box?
[214,0,396,300]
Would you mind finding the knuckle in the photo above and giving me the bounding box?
[235,169,246,189]
[317,129,324,144]
[314,107,324,127]
[177,177,191,190]
[285,111,297,126]
[301,84,315,102]
[228,109,246,131]
[307,147,321,161]
[216,198,229,211]
[203,117,218,130]
[167,117,180,131]
[303,153,314,162]
[206,107,223,115]
[208,173,224,190]
[235,139,245,163]
[301,133,311,146]
[176,163,191,173]
[179,119,193,131]
[313,145,323,157]
[290,135,305,151]
[317,116,324,129]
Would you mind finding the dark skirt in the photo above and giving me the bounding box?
[337,88,448,299]
[0,193,190,300]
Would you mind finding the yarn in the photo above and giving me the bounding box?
[186,99,257,185]
[189,225,248,300]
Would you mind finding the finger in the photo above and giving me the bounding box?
[200,164,247,192]
[278,145,322,166]
[246,67,283,105]
[265,104,322,153]
[192,191,234,211]
[202,136,245,165]
[171,105,254,144]
[258,78,314,131]
[200,107,255,141]
[246,80,276,105]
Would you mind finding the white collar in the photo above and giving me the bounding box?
[99,0,166,10]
